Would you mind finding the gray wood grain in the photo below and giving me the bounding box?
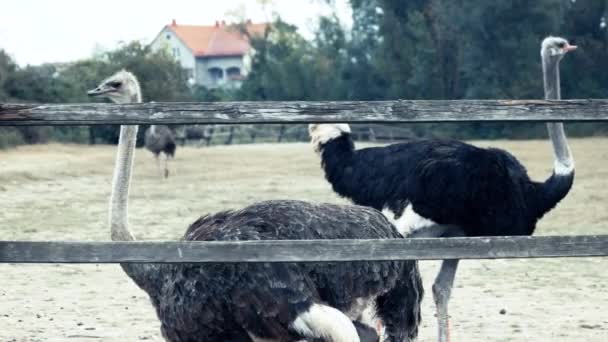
[2,99,608,125]
[1,235,606,263]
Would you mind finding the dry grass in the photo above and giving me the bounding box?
[0,139,606,341]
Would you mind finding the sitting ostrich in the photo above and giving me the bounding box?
[309,36,576,342]
[88,70,423,342]
[145,125,176,178]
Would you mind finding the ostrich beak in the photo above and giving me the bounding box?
[87,86,114,97]
[563,44,577,52]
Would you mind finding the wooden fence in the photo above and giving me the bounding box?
[1,99,608,263]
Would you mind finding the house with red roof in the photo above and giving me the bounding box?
[150,19,267,88]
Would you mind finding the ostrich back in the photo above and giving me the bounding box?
[145,125,176,157]
[321,136,557,237]
[129,200,422,341]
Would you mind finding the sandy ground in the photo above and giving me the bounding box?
[0,139,606,341]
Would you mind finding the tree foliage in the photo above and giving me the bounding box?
[239,19,315,100]
[0,42,192,147]
[0,50,17,102]
[2,0,608,148]
[239,0,608,139]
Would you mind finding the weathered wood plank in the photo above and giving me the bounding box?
[2,99,608,125]
[0,235,606,263]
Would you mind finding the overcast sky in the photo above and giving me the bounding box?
[0,0,352,66]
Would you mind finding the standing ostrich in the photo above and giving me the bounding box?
[88,70,424,342]
[145,125,176,178]
[309,36,576,342]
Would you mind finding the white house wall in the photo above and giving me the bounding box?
[242,50,254,74]
[150,28,196,80]
[196,56,246,88]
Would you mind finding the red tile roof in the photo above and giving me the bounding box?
[166,20,268,57]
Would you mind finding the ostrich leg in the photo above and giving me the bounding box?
[433,259,459,342]
[409,225,464,342]
[432,229,464,342]
[163,154,170,178]
[154,154,162,177]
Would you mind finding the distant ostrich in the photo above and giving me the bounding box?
[176,125,213,147]
[310,36,576,342]
[145,125,176,178]
[88,70,423,342]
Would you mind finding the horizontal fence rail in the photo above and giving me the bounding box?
[1,235,606,263]
[3,99,608,125]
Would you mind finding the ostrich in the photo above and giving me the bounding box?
[309,36,576,342]
[88,70,424,342]
[145,125,176,178]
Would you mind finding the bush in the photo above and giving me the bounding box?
[0,128,25,149]
[18,127,51,144]
[52,127,90,144]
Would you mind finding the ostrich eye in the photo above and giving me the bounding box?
[556,42,565,48]
[108,81,122,88]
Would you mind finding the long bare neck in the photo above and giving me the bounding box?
[543,56,574,175]
[106,84,164,295]
[110,125,138,241]
[110,88,142,241]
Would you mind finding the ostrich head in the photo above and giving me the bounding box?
[309,123,351,153]
[88,69,142,104]
[541,36,577,61]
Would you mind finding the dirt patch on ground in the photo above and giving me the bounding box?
[0,140,606,341]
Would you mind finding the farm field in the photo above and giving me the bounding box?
[0,139,607,341]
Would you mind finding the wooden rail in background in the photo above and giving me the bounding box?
[1,99,607,264]
[3,99,608,125]
[1,235,607,263]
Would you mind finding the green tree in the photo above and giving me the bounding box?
[103,41,191,102]
[558,0,608,136]
[560,0,608,98]
[346,0,608,138]
[0,50,24,148]
[239,19,316,101]
[1,41,193,146]
[4,1,608,145]
[81,42,193,144]
[0,49,17,101]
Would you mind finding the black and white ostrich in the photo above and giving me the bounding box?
[309,36,576,342]
[145,124,176,178]
[88,70,423,342]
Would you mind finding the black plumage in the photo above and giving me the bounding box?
[311,36,577,342]
[145,125,176,158]
[90,69,422,341]
[317,134,573,237]
[123,200,423,342]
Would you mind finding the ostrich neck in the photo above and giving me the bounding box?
[108,90,163,295]
[543,59,560,100]
[110,88,142,241]
[543,57,574,175]
[320,135,358,199]
[110,125,138,241]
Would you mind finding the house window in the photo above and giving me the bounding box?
[208,67,224,83]
[172,48,180,58]
[166,34,171,40]
[226,67,242,80]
